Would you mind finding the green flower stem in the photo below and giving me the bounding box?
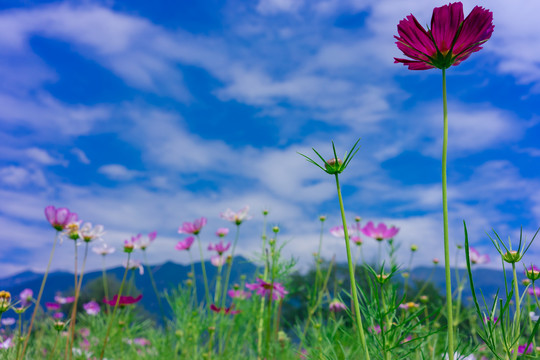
[15,312,22,360]
[221,224,241,308]
[195,234,211,305]
[102,256,111,314]
[144,250,167,326]
[20,232,59,360]
[441,67,455,360]
[188,250,198,305]
[46,332,60,360]
[65,239,79,359]
[511,263,520,360]
[334,173,370,360]
[214,260,223,304]
[68,241,89,360]
[100,252,131,360]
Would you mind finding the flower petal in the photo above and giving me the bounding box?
[430,2,464,55]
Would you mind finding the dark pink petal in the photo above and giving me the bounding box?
[148,231,157,242]
[430,2,464,55]
[394,58,436,70]
[452,5,494,57]
[396,15,437,59]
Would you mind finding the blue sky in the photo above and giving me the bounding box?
[1,0,539,276]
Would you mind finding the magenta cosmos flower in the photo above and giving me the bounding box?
[175,236,195,251]
[103,294,142,306]
[83,301,100,315]
[132,231,157,250]
[210,304,241,315]
[228,289,252,300]
[178,217,207,235]
[361,221,399,241]
[45,206,78,231]
[216,228,229,237]
[329,299,347,312]
[394,2,494,70]
[208,241,231,255]
[246,279,288,301]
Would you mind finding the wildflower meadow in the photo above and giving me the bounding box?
[1,1,539,360]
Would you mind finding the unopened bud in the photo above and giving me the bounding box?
[354,216,361,223]
[272,226,280,233]
[419,295,429,304]
[53,321,66,332]
[262,209,269,216]
[502,250,520,264]
[402,272,409,279]
[325,158,343,173]
[410,244,418,252]
[432,258,439,265]
[319,215,326,222]
[522,279,531,286]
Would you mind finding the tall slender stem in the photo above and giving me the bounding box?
[65,239,79,359]
[67,241,89,360]
[102,256,110,314]
[441,68,455,359]
[221,225,240,308]
[144,251,167,326]
[21,232,59,359]
[334,173,370,359]
[100,252,131,360]
[511,263,520,360]
[195,234,211,305]
[188,250,198,305]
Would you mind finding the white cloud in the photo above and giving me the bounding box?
[71,148,91,164]
[98,164,143,181]
[256,0,304,15]
[0,166,47,188]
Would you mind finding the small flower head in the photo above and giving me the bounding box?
[175,236,195,251]
[45,302,61,311]
[92,243,115,256]
[523,279,532,286]
[178,217,207,235]
[354,216,361,223]
[319,215,327,222]
[220,206,252,225]
[394,2,494,70]
[351,235,363,246]
[210,255,226,267]
[375,273,390,284]
[329,299,347,313]
[527,287,540,297]
[469,247,490,265]
[362,221,399,241]
[54,295,75,304]
[432,258,440,265]
[80,223,105,243]
[0,291,11,313]
[123,259,144,275]
[399,302,420,312]
[133,231,157,250]
[53,320,66,332]
[1,317,15,326]
[45,206,78,231]
[246,279,288,301]
[216,228,229,238]
[19,288,33,307]
[410,244,418,252]
[299,139,360,176]
[525,265,540,281]
[83,301,100,315]
[228,289,252,300]
[502,250,521,264]
[123,239,135,253]
[209,304,240,315]
[208,241,231,255]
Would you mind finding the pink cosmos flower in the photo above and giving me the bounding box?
[123,259,144,275]
[103,294,143,306]
[19,289,33,307]
[83,301,100,315]
[329,224,359,238]
[92,243,115,256]
[329,299,347,312]
[175,236,195,251]
[210,304,241,315]
[44,206,78,231]
[54,295,75,304]
[227,289,252,299]
[216,228,229,237]
[0,337,13,349]
[517,343,533,355]
[220,206,252,225]
[1,318,15,326]
[132,338,151,346]
[208,241,231,255]
[53,312,64,319]
[246,279,288,301]
[527,287,540,297]
[351,235,363,245]
[133,231,157,250]
[394,2,494,70]
[178,217,207,235]
[80,223,105,243]
[469,247,490,265]
[45,302,61,311]
[211,255,226,267]
[361,221,399,241]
